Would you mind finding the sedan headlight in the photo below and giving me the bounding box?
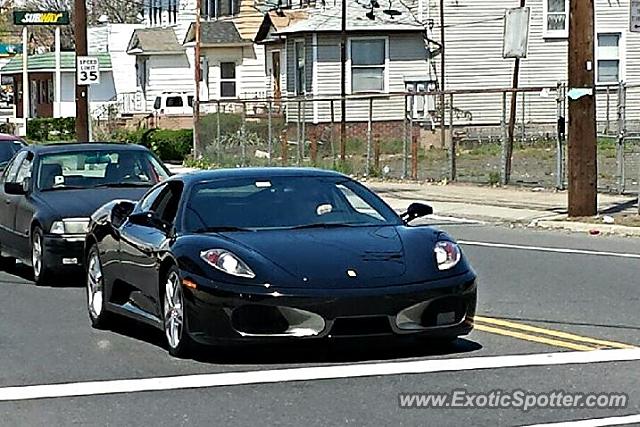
[50,218,90,235]
[434,241,461,270]
[200,249,256,279]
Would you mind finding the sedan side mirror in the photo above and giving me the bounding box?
[4,181,27,195]
[111,200,136,228]
[401,202,433,223]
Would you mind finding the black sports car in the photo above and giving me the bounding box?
[85,168,477,357]
[0,143,170,285]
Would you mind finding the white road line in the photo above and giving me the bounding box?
[1,349,640,402]
[458,240,640,259]
[521,414,640,427]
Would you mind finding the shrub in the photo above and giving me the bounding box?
[27,117,75,142]
[145,129,193,162]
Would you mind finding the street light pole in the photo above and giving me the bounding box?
[193,1,202,158]
[439,0,445,149]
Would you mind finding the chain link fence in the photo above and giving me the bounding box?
[193,83,640,193]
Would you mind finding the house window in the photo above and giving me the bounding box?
[597,33,621,84]
[201,0,238,18]
[351,38,386,93]
[543,0,568,38]
[220,62,236,98]
[295,41,305,95]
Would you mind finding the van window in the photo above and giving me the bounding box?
[166,96,183,107]
[188,96,194,107]
[153,97,161,110]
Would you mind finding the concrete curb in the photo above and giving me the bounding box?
[535,220,640,237]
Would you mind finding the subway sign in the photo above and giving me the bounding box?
[13,11,70,25]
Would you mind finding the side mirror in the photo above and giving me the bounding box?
[4,181,27,195]
[401,202,433,223]
[111,200,136,228]
[128,211,170,232]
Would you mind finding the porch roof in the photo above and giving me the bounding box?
[0,52,112,74]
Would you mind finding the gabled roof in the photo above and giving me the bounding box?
[276,0,425,34]
[127,27,183,55]
[184,21,252,46]
[256,9,310,43]
[0,52,112,74]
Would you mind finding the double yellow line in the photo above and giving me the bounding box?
[475,316,636,351]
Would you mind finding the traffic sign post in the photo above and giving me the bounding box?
[77,56,100,85]
[631,0,640,32]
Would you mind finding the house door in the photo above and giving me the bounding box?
[271,51,281,101]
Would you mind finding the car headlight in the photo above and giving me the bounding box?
[434,241,461,270]
[50,218,90,235]
[200,249,256,279]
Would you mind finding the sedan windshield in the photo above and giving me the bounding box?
[184,176,402,232]
[37,149,169,191]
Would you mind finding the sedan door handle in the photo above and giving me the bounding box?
[4,199,10,204]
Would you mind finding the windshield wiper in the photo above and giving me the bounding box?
[91,182,151,188]
[287,223,359,230]
[195,226,254,233]
[40,185,89,192]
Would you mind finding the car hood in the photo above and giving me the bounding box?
[221,226,408,288]
[34,187,149,219]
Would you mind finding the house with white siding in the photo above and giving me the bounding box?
[428,0,640,134]
[127,0,308,115]
[254,0,432,143]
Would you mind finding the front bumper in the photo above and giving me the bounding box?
[182,270,477,345]
[43,233,86,269]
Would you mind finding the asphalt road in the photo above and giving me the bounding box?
[1,222,639,427]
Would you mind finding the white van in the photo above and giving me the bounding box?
[152,92,194,115]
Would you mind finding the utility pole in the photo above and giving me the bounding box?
[74,0,89,142]
[568,0,597,216]
[193,1,202,158]
[439,0,445,149]
[339,0,347,161]
[505,0,526,184]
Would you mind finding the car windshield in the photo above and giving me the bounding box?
[184,176,402,232]
[36,149,169,191]
[0,141,23,163]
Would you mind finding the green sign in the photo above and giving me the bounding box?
[13,11,70,26]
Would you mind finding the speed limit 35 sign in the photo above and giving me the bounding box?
[77,56,100,85]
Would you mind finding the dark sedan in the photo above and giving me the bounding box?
[0,143,170,285]
[85,168,477,357]
[0,133,26,171]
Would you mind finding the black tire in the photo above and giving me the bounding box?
[86,245,113,329]
[31,227,53,286]
[162,265,193,358]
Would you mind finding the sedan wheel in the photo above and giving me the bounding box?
[87,246,111,329]
[31,227,52,286]
[163,266,192,357]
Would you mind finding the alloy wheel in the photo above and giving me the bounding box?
[87,251,104,319]
[32,232,42,278]
[164,271,184,350]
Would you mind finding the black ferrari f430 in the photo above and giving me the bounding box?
[85,168,477,357]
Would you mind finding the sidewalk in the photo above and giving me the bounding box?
[167,165,639,234]
[365,181,636,225]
